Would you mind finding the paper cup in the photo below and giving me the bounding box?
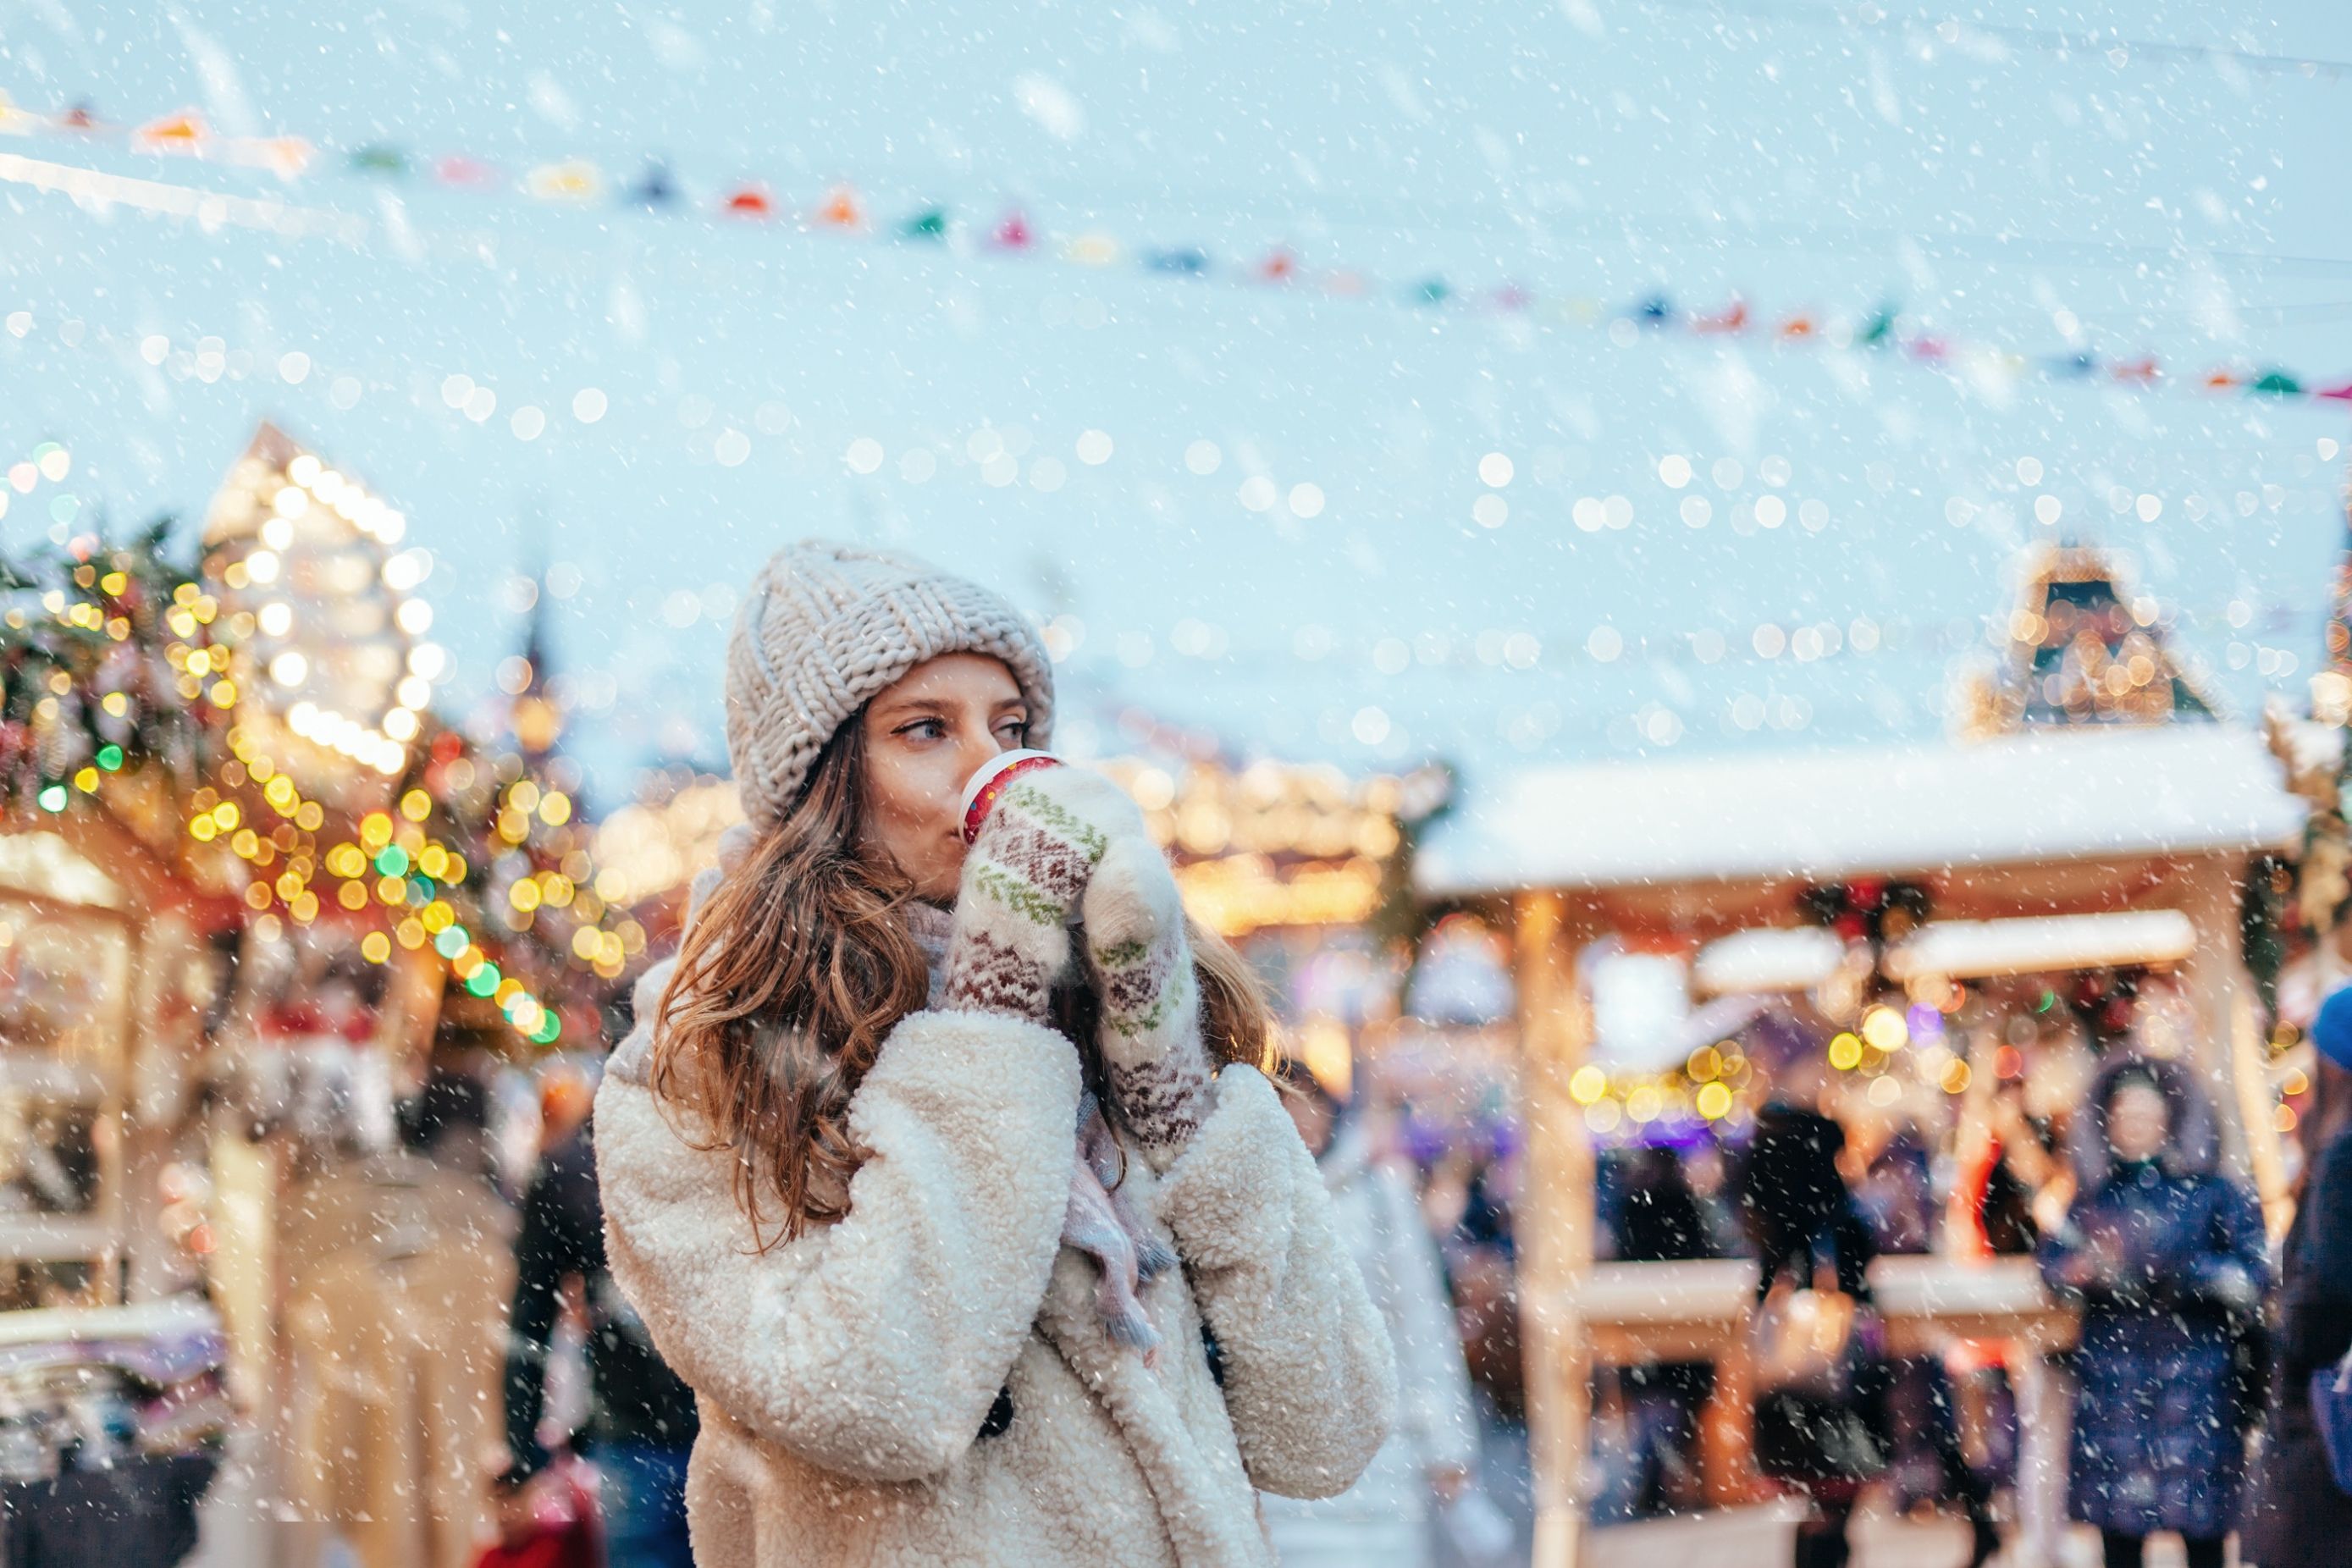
[958,748,1062,845]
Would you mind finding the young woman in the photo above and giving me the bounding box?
[594,541,1395,1567]
[2039,1057,2268,1568]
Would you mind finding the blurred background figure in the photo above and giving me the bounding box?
[1594,1144,1723,1521]
[284,1054,516,1568]
[2039,1057,2268,1568]
[1734,1042,1886,1568]
[2244,985,2352,1565]
[502,1029,699,1568]
[1264,1062,1512,1568]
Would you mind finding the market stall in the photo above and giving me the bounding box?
[1415,550,2308,1568]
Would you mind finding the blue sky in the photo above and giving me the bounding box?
[2,1,2348,798]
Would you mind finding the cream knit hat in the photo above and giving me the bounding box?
[725,539,1055,831]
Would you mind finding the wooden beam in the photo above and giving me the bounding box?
[1516,890,1595,1568]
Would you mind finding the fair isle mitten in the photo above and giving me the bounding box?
[1082,828,1213,1168]
[941,768,1124,1023]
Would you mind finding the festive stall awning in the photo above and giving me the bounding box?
[1416,723,2305,898]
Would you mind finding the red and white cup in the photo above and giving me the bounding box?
[958,748,1062,846]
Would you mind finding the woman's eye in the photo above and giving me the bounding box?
[998,719,1030,743]
[899,718,947,742]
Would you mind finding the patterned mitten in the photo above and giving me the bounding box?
[941,767,1125,1024]
[1083,825,1213,1168]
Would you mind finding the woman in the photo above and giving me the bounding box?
[2243,985,2352,1565]
[2038,1057,2268,1568]
[1260,1068,1488,1568]
[594,541,1395,1567]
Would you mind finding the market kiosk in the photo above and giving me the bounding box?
[1415,550,2306,1568]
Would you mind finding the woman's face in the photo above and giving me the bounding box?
[2105,1080,2170,1163]
[859,653,1032,902]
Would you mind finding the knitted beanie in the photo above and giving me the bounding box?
[725,540,1055,832]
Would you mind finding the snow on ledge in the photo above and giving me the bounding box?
[1415,725,2305,899]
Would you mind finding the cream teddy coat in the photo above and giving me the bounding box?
[594,953,1397,1567]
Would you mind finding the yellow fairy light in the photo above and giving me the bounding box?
[72,766,98,792]
[509,880,543,913]
[376,875,407,904]
[538,874,574,908]
[538,791,572,826]
[211,801,241,831]
[571,927,601,961]
[509,780,542,814]
[419,846,450,879]
[290,891,319,923]
[1696,1082,1734,1120]
[230,829,259,859]
[1860,1005,1909,1052]
[295,802,323,831]
[496,808,530,844]
[421,900,454,933]
[361,931,392,963]
[190,816,219,843]
[273,870,303,903]
[1569,1064,1608,1105]
[324,843,363,878]
[359,812,394,849]
[209,681,236,707]
[98,571,125,595]
[400,788,432,823]
[450,950,483,980]
[244,883,272,911]
[338,881,368,911]
[493,977,524,1006]
[395,918,427,950]
[1829,1032,1864,1071]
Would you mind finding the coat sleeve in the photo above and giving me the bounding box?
[1156,1065,1399,1499]
[594,998,1081,1483]
[2174,1176,2270,1314]
[1372,1166,1481,1475]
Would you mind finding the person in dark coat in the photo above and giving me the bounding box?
[2243,986,2352,1565]
[2038,1056,2268,1568]
[503,1118,701,1568]
[1732,1053,1884,1568]
[1609,1146,1722,1516]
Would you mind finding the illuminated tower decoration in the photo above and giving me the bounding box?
[199,425,438,806]
[1957,543,2217,737]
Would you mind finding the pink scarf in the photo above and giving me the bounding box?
[904,903,1174,1358]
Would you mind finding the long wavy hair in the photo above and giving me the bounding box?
[651,709,1276,1248]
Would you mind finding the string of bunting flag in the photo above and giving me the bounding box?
[5,89,2352,405]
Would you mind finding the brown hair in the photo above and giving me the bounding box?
[652,711,1275,1247]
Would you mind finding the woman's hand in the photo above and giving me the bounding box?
[941,766,1121,1024]
[1080,810,1212,1164]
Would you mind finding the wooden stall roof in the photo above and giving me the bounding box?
[1416,724,2305,899]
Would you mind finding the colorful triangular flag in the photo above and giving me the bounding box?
[898,206,948,240]
[991,210,1033,249]
[527,159,605,202]
[349,144,408,176]
[132,111,206,153]
[814,185,865,229]
[722,184,774,218]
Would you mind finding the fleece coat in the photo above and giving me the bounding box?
[594,962,1396,1568]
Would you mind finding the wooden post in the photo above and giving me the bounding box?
[1515,891,1595,1568]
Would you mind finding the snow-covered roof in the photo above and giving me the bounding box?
[1416,724,2305,898]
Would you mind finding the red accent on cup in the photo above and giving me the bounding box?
[958,749,1062,845]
